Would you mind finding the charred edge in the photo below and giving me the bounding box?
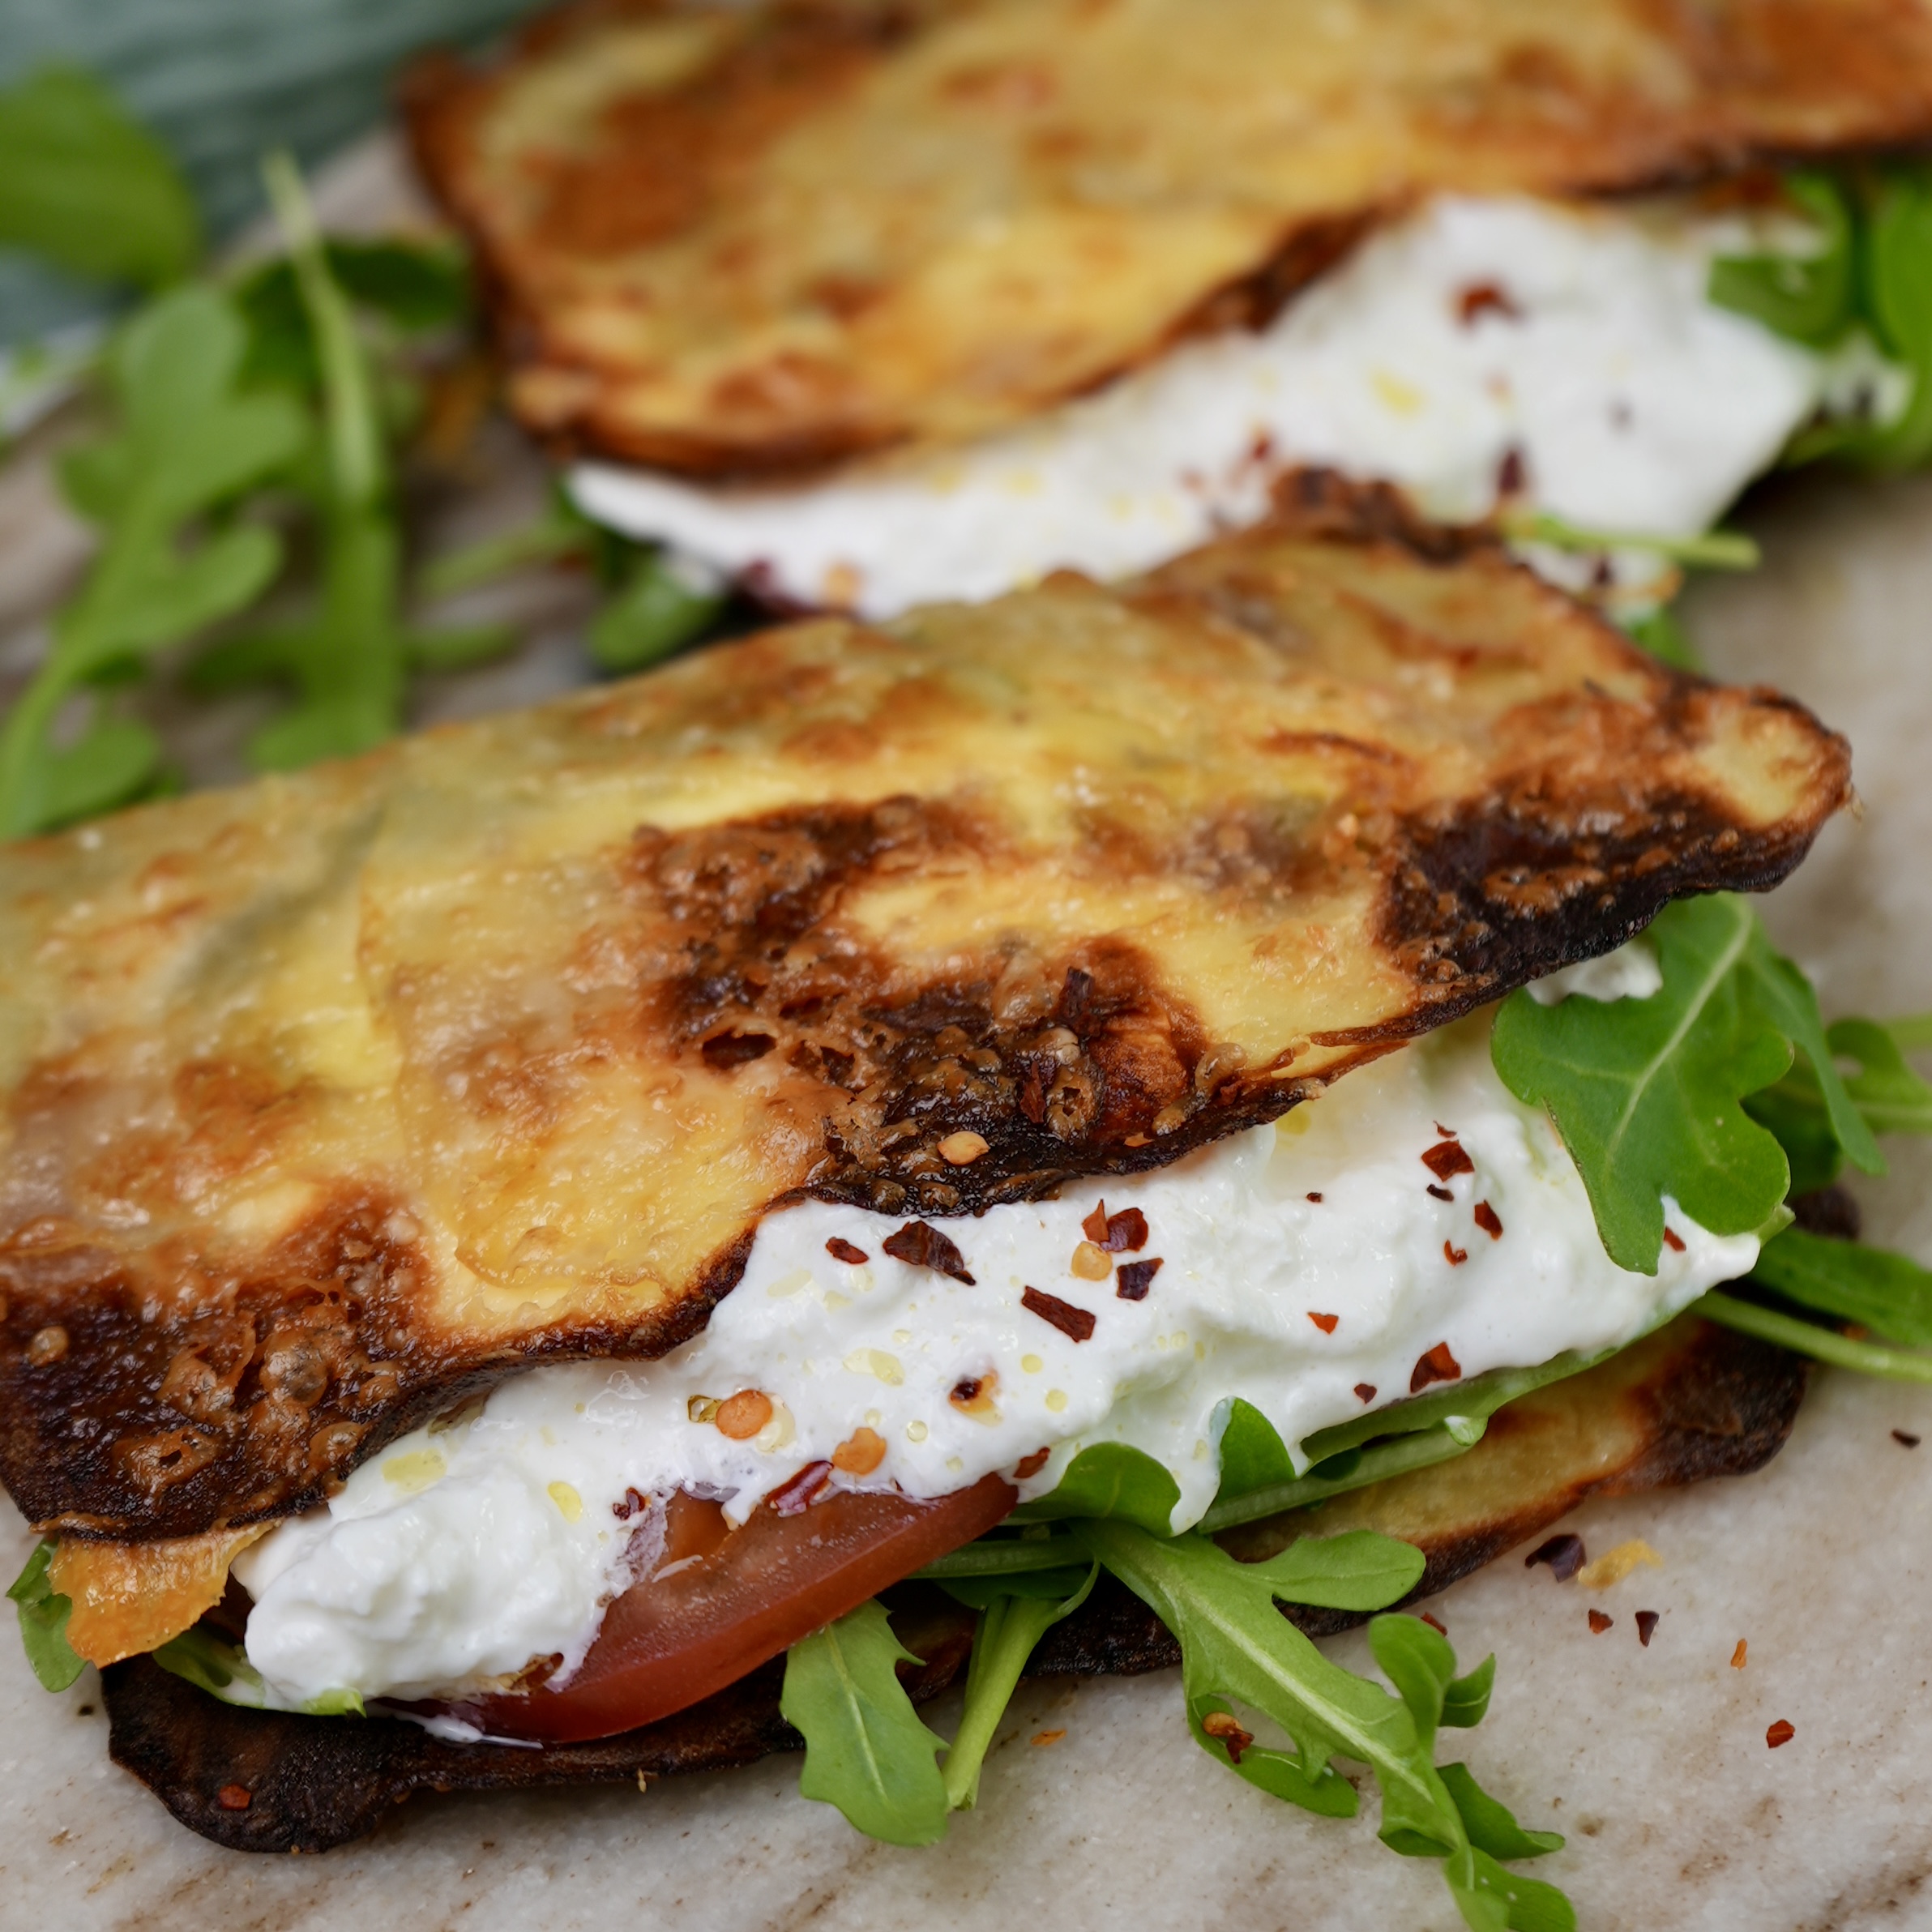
[103,1592,975,1856]
[0,1210,758,1543]
[98,1322,1806,1854]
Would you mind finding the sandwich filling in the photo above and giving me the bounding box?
[573,194,1903,617]
[233,968,1755,1716]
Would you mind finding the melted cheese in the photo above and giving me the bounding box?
[572,195,1904,617]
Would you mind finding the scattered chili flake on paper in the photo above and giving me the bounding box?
[1588,1609,1613,1634]
[1766,1720,1795,1748]
[1895,1430,1921,1448]
[1420,1612,1447,1635]
[1032,1729,1067,1748]
[1526,1533,1586,1582]
[1635,1610,1660,1648]
[1731,1639,1749,1669]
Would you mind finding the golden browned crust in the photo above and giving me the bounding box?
[0,485,1849,1540]
[402,0,1932,475]
[98,1313,1804,1853]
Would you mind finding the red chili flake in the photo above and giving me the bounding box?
[1426,1183,1455,1202]
[1443,1241,1468,1267]
[612,1485,648,1522]
[951,1376,985,1405]
[826,1237,870,1266]
[1635,1610,1660,1648]
[1306,1191,1323,1203]
[769,1461,834,1516]
[1473,1201,1503,1240]
[1014,1447,1051,1479]
[1661,1227,1687,1254]
[1354,1383,1377,1404]
[1895,1430,1921,1448]
[882,1220,976,1284]
[1731,1639,1748,1669]
[1496,445,1528,498]
[1422,1139,1476,1181]
[1420,1612,1447,1635]
[1411,1341,1462,1391]
[1083,1201,1149,1251]
[1307,1311,1340,1335]
[1201,1710,1255,1765]
[217,1784,252,1811]
[1766,1720,1796,1749]
[1588,1609,1613,1634]
[1457,280,1521,326]
[1023,1285,1097,1343]
[1525,1532,1586,1582]
[1116,1258,1162,1301]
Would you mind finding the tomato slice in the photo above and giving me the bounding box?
[456,1472,1015,1743]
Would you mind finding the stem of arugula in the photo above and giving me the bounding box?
[1699,1289,1932,1382]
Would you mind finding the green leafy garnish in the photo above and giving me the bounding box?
[0,66,201,292]
[588,552,726,673]
[1699,1289,1932,1384]
[1072,1522,1570,1930]
[1708,172,1857,347]
[1751,1226,1932,1347]
[7,1540,85,1692]
[151,1624,270,1707]
[940,1562,1097,1810]
[1746,1014,1932,1190]
[1502,510,1760,571]
[1618,605,1702,672]
[1492,895,1880,1272]
[780,1600,949,1846]
[0,282,306,836]
[1711,163,1932,472]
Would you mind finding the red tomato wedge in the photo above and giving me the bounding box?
[456,1473,1015,1743]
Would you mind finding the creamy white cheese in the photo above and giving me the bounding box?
[571,194,1897,619]
[236,998,1755,1712]
[1527,939,1664,1007]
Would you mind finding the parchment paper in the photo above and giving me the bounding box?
[3,151,1930,1926]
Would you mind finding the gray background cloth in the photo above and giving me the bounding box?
[0,0,529,341]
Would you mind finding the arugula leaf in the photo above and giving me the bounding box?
[1699,1289,1932,1384]
[152,1625,270,1708]
[7,1540,85,1692]
[1012,1441,1182,1531]
[1750,1227,1932,1347]
[1709,172,1857,347]
[1619,605,1702,671]
[0,283,305,836]
[1502,510,1759,571]
[1858,166,1932,472]
[1075,1522,1568,1930]
[588,552,726,673]
[193,154,426,770]
[940,1562,1097,1809]
[780,1600,949,1846]
[0,67,200,291]
[1747,1014,1932,1190]
[1492,895,1880,1272]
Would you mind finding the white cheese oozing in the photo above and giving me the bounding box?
[571,194,1897,620]
[235,991,1755,1712]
